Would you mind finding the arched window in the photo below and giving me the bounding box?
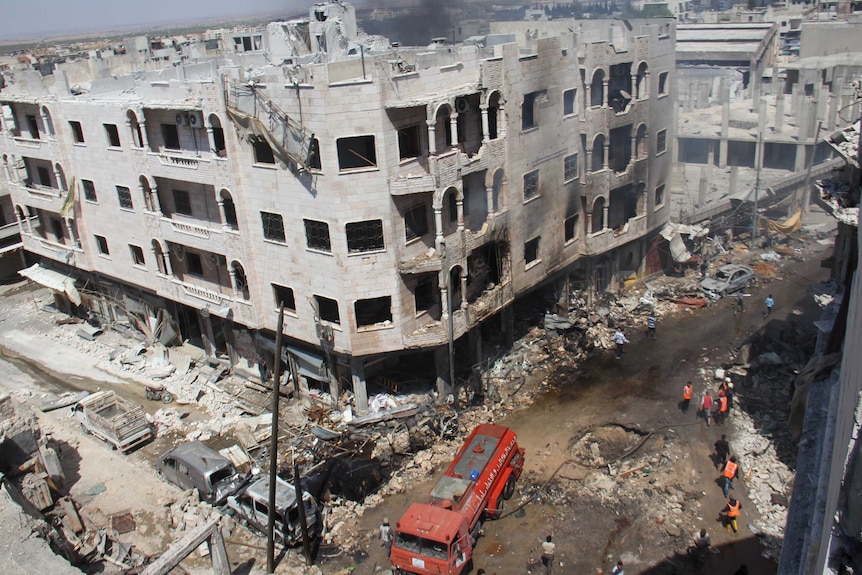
[591,198,605,233]
[232,261,250,300]
[220,190,238,230]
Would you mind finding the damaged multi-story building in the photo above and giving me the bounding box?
[0,1,674,414]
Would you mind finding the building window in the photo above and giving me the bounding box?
[657,130,667,154]
[26,115,40,139]
[252,137,275,164]
[658,72,668,96]
[655,184,665,207]
[414,278,435,313]
[81,179,97,202]
[525,236,540,266]
[355,296,392,328]
[563,88,577,116]
[260,211,286,242]
[337,135,377,171]
[523,170,540,200]
[69,121,85,143]
[187,252,203,276]
[116,186,133,210]
[564,153,578,182]
[272,284,297,312]
[129,244,145,266]
[104,123,121,147]
[398,125,422,161]
[307,138,321,170]
[565,213,579,242]
[522,90,545,130]
[315,295,340,325]
[173,189,192,216]
[37,166,51,187]
[303,219,332,252]
[404,204,428,242]
[95,235,110,255]
[346,219,384,253]
[162,124,180,150]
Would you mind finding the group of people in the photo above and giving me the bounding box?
[687,376,734,426]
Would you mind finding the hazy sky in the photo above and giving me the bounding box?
[0,0,331,41]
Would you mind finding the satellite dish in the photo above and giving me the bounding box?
[620,90,632,100]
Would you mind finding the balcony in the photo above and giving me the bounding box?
[8,137,59,161]
[159,217,226,253]
[147,152,214,185]
[399,250,442,274]
[583,214,647,255]
[17,181,65,208]
[389,173,436,196]
[0,221,21,243]
[21,233,83,263]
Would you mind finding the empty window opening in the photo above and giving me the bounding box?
[260,211,286,242]
[212,127,226,156]
[656,129,667,154]
[95,235,110,255]
[51,218,64,242]
[525,237,540,265]
[414,277,436,313]
[609,125,632,172]
[26,115,40,139]
[82,179,97,202]
[307,138,321,170]
[346,219,384,253]
[162,124,180,150]
[252,137,275,164]
[523,170,539,200]
[563,88,577,116]
[522,90,545,130]
[69,121,85,143]
[404,204,428,242]
[173,189,191,216]
[565,213,579,242]
[655,184,665,206]
[272,284,297,311]
[130,244,145,266]
[187,252,203,276]
[37,166,51,187]
[304,219,332,252]
[355,296,392,328]
[398,125,422,160]
[448,193,458,223]
[315,295,340,324]
[564,153,578,181]
[222,195,238,229]
[465,241,504,303]
[591,198,605,233]
[104,123,121,147]
[117,186,133,210]
[658,72,668,95]
[591,70,605,107]
[337,135,377,171]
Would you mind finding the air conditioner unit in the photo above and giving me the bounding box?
[188,111,204,128]
[456,98,469,113]
[209,253,226,267]
[175,112,187,126]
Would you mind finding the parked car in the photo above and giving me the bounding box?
[700,264,755,298]
[158,441,248,505]
[227,475,320,546]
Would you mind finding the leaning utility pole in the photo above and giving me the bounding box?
[266,303,285,574]
[751,97,766,248]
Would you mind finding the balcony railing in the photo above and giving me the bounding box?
[0,221,21,242]
[147,151,214,184]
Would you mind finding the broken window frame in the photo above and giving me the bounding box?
[252,137,276,165]
[564,213,579,243]
[260,211,286,243]
[655,184,665,207]
[523,170,540,201]
[404,203,429,243]
[414,278,436,315]
[315,294,341,325]
[104,123,121,148]
[346,219,384,254]
[173,189,192,216]
[271,284,297,313]
[563,88,577,116]
[95,234,110,256]
[354,296,393,329]
[129,244,146,266]
[81,179,97,202]
[525,236,540,267]
[162,124,180,150]
[116,185,133,210]
[337,135,377,172]
[656,129,667,155]
[521,90,545,131]
[303,219,332,253]
[69,121,85,144]
[564,153,579,182]
[398,124,422,161]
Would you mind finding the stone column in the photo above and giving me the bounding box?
[498,103,507,138]
[603,141,609,170]
[630,132,637,163]
[456,195,464,231]
[63,218,80,248]
[585,84,592,108]
[39,109,50,139]
[228,266,238,297]
[52,165,65,191]
[217,199,230,231]
[162,242,174,276]
[351,358,369,416]
[602,205,609,231]
[434,346,452,400]
[2,161,10,181]
[485,182,494,216]
[586,210,593,234]
[427,120,437,155]
[644,72,650,99]
[450,113,459,148]
[459,268,468,310]
[775,90,785,133]
[480,105,489,143]
[434,206,444,252]
[199,308,217,358]
[586,146,593,174]
[602,80,609,108]
[139,120,151,150]
[206,126,217,155]
[151,183,163,215]
[630,73,638,100]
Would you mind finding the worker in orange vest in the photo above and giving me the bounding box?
[716,394,729,426]
[722,498,742,533]
[721,456,739,498]
[682,382,693,413]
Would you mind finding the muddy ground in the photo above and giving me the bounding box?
[0,222,834,574]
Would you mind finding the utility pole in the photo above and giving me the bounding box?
[751,98,766,248]
[266,303,285,574]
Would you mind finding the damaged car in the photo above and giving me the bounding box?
[227,475,320,546]
[700,264,755,299]
[158,441,248,505]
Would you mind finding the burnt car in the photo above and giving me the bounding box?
[700,264,755,299]
[157,441,247,505]
[227,475,320,545]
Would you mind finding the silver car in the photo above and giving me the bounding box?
[700,264,755,298]
[158,441,247,505]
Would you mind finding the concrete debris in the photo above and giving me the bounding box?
[760,251,782,261]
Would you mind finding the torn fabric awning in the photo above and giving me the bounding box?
[659,223,692,263]
[19,263,81,305]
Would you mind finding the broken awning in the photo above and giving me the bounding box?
[287,346,326,380]
[18,264,81,305]
[659,222,708,263]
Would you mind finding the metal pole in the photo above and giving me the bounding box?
[294,460,313,565]
[266,303,285,574]
[751,102,765,248]
[360,45,366,80]
[447,272,456,406]
[801,121,822,216]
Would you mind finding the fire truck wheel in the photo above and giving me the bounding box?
[503,476,516,500]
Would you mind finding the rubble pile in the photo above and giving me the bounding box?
[167,488,232,539]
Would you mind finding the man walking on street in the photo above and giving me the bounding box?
[714,434,730,470]
[682,381,693,413]
[646,312,657,339]
[541,535,555,575]
[725,381,735,410]
[699,391,714,426]
[716,393,729,425]
[614,330,629,359]
[722,498,742,533]
[764,294,774,318]
[721,456,740,498]
[379,518,393,557]
[612,560,625,575]
[734,293,744,315]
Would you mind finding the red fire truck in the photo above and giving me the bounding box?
[390,424,525,575]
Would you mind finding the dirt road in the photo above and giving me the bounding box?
[349,244,830,575]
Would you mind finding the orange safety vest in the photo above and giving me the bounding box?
[726,501,740,518]
[719,396,728,412]
[683,385,693,400]
[723,461,738,479]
